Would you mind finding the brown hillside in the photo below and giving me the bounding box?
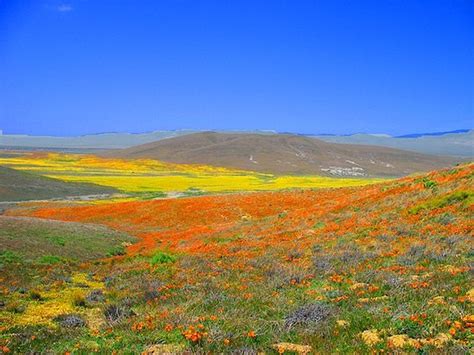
[103,132,459,177]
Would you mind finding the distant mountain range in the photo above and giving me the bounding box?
[395,129,470,138]
[0,128,472,157]
[102,132,459,177]
[314,129,473,157]
[0,130,197,150]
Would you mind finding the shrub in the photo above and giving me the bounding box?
[104,303,135,323]
[150,251,176,266]
[29,291,42,301]
[397,244,428,265]
[143,289,160,301]
[313,221,325,229]
[54,314,86,328]
[312,255,335,274]
[0,250,22,265]
[72,294,87,307]
[286,249,303,261]
[49,236,66,246]
[86,289,104,303]
[107,246,126,257]
[37,255,63,265]
[284,302,334,330]
[423,179,437,189]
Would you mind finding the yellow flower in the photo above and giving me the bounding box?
[360,329,382,346]
[272,343,312,354]
[336,320,350,328]
[422,333,452,348]
[428,296,446,305]
[350,282,368,290]
[466,288,474,302]
[387,334,419,349]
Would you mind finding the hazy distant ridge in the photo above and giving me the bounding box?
[0,129,472,157]
[315,129,473,157]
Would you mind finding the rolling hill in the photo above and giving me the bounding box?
[4,163,472,353]
[0,166,117,202]
[103,132,459,177]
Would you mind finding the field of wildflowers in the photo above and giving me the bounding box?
[0,152,382,196]
[0,162,472,353]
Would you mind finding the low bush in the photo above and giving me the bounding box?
[104,302,135,324]
[150,251,176,266]
[0,250,22,265]
[284,302,334,330]
[37,255,63,265]
[107,246,126,257]
[54,314,86,328]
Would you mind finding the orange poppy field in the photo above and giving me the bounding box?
[1,163,473,353]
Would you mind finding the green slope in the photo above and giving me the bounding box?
[0,166,117,201]
[0,216,136,262]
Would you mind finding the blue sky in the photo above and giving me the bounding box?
[0,0,472,136]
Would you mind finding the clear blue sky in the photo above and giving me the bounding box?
[0,0,472,136]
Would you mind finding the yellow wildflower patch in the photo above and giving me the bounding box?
[422,333,452,348]
[0,153,383,195]
[272,342,312,354]
[466,288,474,302]
[360,329,382,346]
[387,334,419,349]
[357,295,389,303]
[428,296,446,305]
[13,273,104,327]
[336,320,350,328]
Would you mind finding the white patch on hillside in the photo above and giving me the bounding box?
[321,166,367,177]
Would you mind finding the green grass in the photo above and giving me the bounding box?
[37,255,63,265]
[0,250,22,265]
[409,190,473,214]
[0,165,117,202]
[0,216,136,262]
[107,245,127,257]
[150,251,177,265]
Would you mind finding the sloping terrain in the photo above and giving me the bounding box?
[2,163,472,353]
[316,129,474,157]
[0,216,136,262]
[104,132,458,177]
[0,166,117,201]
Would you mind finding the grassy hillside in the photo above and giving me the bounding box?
[103,132,458,177]
[0,215,136,346]
[1,163,472,353]
[0,216,136,262]
[0,165,117,202]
